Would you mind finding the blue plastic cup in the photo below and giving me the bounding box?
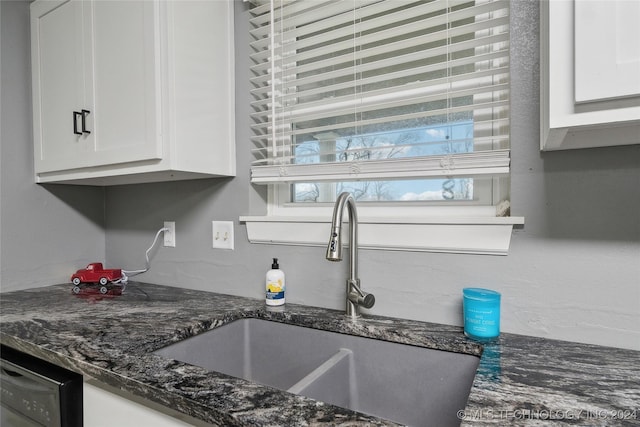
[463,288,501,341]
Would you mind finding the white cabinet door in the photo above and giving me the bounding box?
[84,382,196,427]
[574,0,640,103]
[31,0,86,173]
[31,0,162,173]
[87,0,162,167]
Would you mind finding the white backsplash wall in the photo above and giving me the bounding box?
[105,1,639,350]
[0,0,106,292]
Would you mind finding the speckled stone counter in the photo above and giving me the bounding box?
[1,283,638,426]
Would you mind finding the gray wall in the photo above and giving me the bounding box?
[1,1,638,350]
[0,0,105,292]
[106,1,640,350]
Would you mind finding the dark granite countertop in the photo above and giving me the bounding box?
[1,282,638,426]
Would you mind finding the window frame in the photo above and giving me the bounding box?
[242,0,524,255]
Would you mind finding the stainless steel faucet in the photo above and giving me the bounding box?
[326,192,375,319]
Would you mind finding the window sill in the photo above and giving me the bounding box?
[239,216,525,256]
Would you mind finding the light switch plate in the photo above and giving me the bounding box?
[212,221,234,250]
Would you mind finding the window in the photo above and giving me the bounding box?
[243,0,523,255]
[292,121,477,202]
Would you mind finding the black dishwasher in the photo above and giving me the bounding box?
[0,345,82,427]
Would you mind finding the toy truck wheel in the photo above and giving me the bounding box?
[72,277,81,286]
[72,286,81,294]
[99,286,108,294]
[99,277,108,286]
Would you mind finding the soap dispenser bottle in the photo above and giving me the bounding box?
[265,258,285,306]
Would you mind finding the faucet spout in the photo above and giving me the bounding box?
[326,192,375,318]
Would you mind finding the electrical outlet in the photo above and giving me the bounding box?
[163,221,176,247]
[212,221,234,250]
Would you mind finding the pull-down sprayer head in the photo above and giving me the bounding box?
[326,192,353,262]
[326,226,342,261]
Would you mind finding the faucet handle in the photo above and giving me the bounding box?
[348,280,375,309]
[350,291,375,309]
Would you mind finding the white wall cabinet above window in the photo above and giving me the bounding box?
[540,0,640,151]
[30,0,235,185]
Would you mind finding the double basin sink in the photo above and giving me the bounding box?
[154,318,480,426]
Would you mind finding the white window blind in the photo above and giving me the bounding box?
[249,0,510,200]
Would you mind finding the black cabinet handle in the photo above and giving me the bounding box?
[73,111,82,135]
[81,109,91,134]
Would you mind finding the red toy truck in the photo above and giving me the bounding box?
[71,263,122,294]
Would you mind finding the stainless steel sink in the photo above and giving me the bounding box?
[154,318,479,427]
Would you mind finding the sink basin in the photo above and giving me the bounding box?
[154,318,479,426]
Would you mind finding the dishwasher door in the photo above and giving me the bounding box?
[0,345,83,427]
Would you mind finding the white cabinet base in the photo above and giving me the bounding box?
[84,381,209,427]
[38,167,232,186]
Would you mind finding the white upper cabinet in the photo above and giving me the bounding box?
[540,0,640,151]
[31,0,235,185]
